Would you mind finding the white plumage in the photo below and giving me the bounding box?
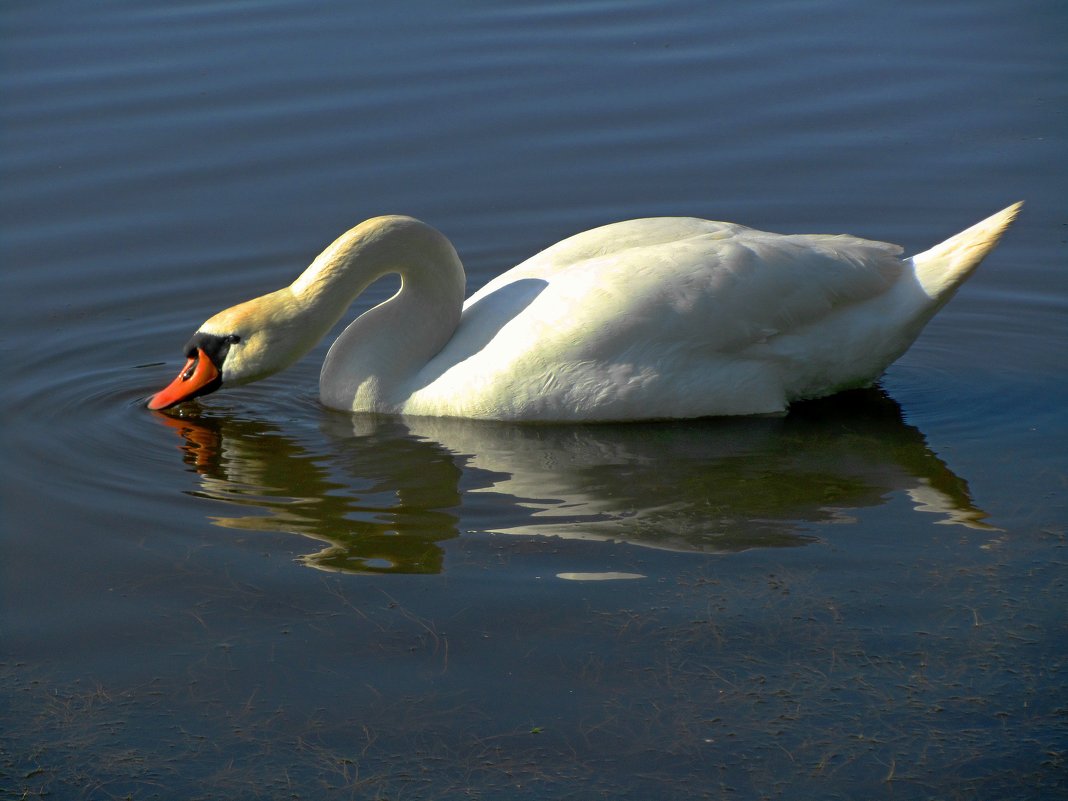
[149,203,1021,421]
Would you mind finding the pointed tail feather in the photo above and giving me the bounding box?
[908,201,1023,301]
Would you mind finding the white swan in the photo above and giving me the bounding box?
[148,203,1022,421]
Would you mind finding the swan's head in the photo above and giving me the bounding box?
[147,289,316,410]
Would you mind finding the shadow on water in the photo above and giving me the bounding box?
[153,387,992,574]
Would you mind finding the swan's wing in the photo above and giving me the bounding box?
[475,220,906,360]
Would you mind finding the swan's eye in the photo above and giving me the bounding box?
[181,332,239,369]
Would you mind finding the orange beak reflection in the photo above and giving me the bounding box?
[147,347,221,410]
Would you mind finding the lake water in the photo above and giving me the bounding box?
[2,1,1066,798]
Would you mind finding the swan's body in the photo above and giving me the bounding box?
[149,204,1021,421]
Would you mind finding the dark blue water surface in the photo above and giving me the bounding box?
[2,1,1066,799]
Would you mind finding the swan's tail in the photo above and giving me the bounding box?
[909,201,1023,302]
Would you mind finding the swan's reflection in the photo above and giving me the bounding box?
[155,413,462,573]
[156,389,993,574]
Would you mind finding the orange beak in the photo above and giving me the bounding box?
[146,347,222,410]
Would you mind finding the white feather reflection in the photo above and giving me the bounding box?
[155,388,995,574]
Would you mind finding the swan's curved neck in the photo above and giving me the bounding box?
[302,216,466,411]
